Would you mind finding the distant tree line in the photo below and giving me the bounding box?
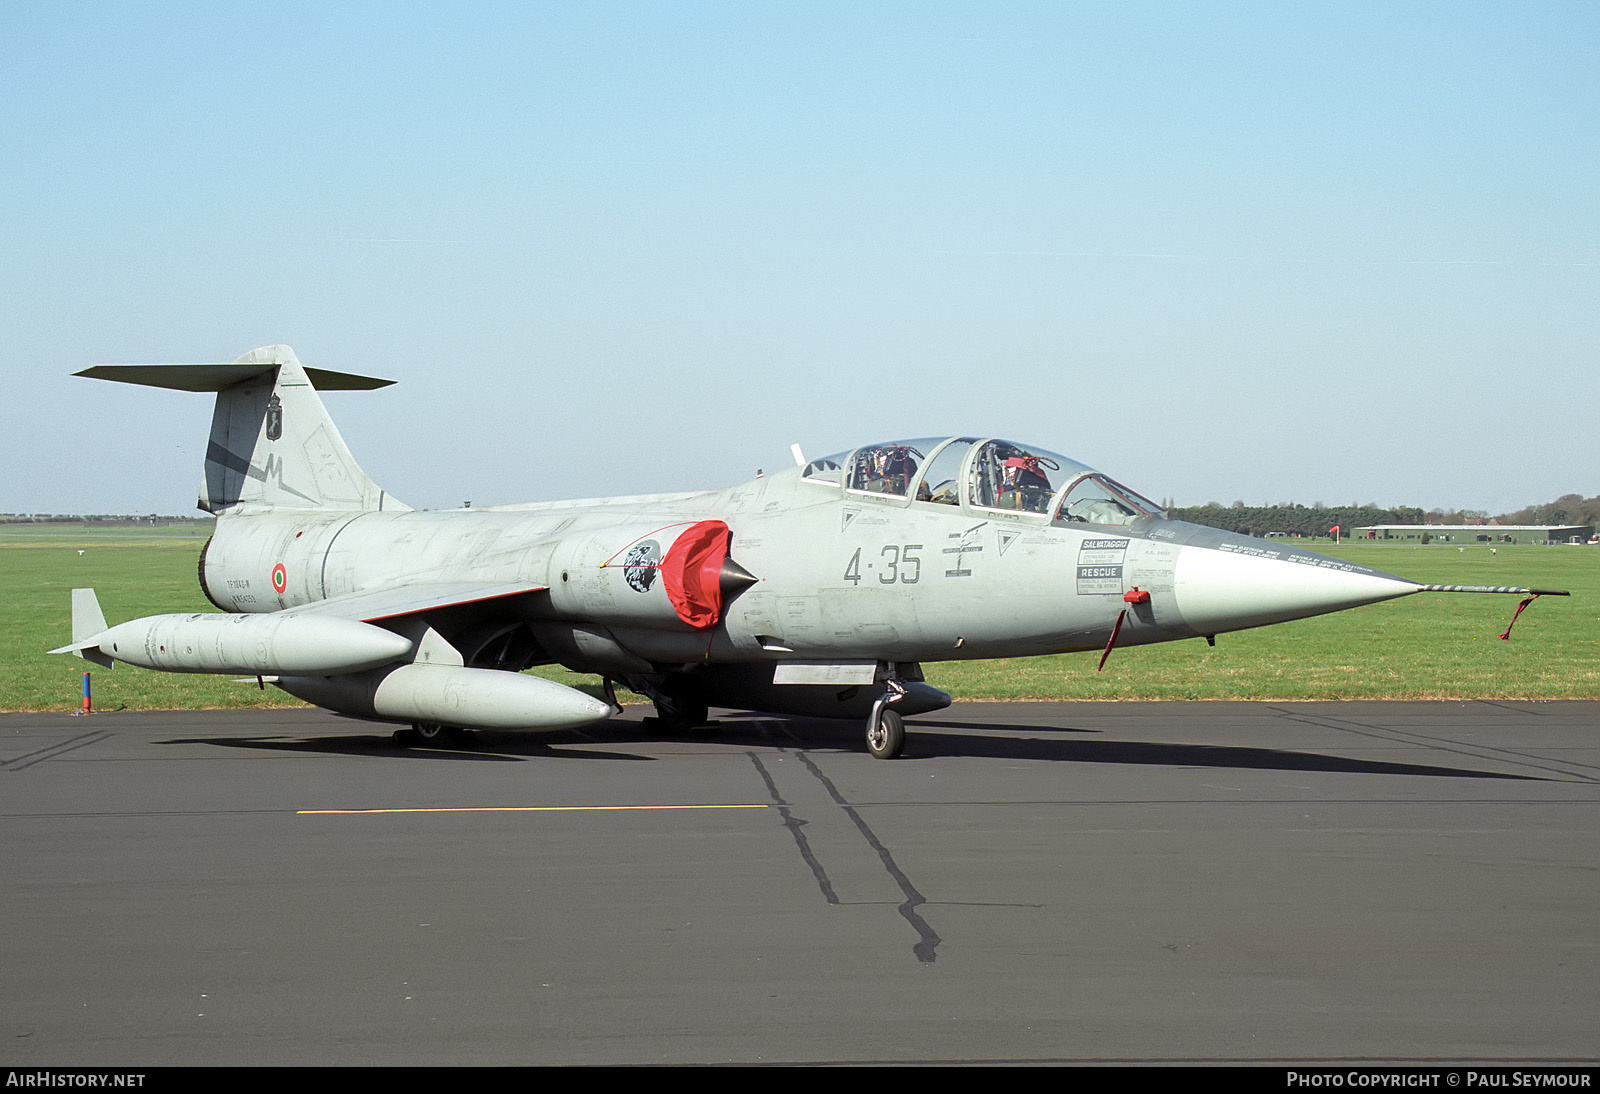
[1493,493,1600,529]
[1173,492,1598,539]
[1169,503,1423,539]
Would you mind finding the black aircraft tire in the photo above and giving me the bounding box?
[409,722,475,749]
[867,708,905,760]
[653,702,710,735]
[412,722,448,746]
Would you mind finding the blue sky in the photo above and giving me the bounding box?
[3,2,1595,514]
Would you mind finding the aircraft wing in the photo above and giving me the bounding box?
[276,581,547,624]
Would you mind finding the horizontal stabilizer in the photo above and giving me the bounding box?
[75,363,394,392]
[75,345,405,514]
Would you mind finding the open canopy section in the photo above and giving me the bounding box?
[965,439,1093,514]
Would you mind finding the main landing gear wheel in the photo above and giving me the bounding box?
[660,701,711,734]
[866,707,905,760]
[645,695,715,736]
[395,723,474,748]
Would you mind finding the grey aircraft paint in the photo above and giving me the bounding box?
[53,346,1566,758]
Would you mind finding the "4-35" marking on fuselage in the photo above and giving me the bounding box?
[844,544,924,585]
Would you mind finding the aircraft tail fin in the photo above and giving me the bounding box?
[76,345,411,515]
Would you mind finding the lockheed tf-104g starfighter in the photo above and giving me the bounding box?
[54,346,1566,757]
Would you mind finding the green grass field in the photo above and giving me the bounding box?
[2,527,1594,711]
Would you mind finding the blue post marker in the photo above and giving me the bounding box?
[81,672,91,715]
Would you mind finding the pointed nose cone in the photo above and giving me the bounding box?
[1170,527,1419,635]
[719,556,759,596]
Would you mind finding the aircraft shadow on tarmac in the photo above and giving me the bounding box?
[157,732,652,763]
[900,723,1540,780]
[163,713,1539,780]
[690,712,1537,779]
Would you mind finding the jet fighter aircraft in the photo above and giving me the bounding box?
[53,346,1566,757]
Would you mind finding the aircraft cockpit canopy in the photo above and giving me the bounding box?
[802,436,1166,527]
[847,441,926,496]
[1054,472,1165,526]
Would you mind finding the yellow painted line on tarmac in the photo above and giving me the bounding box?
[298,804,769,815]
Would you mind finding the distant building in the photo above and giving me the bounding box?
[1353,524,1594,545]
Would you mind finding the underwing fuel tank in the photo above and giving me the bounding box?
[275,665,613,731]
[76,613,416,675]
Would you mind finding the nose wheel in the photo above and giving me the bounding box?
[866,706,905,759]
[865,666,909,759]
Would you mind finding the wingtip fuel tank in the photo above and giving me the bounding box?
[67,610,418,676]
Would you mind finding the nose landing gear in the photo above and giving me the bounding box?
[866,706,905,759]
[865,667,909,759]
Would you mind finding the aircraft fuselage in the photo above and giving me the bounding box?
[67,349,1555,758]
[198,464,1415,676]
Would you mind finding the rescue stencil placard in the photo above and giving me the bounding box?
[1076,538,1128,594]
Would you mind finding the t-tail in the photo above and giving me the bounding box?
[76,345,409,515]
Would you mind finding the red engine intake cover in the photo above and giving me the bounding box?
[661,520,732,630]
